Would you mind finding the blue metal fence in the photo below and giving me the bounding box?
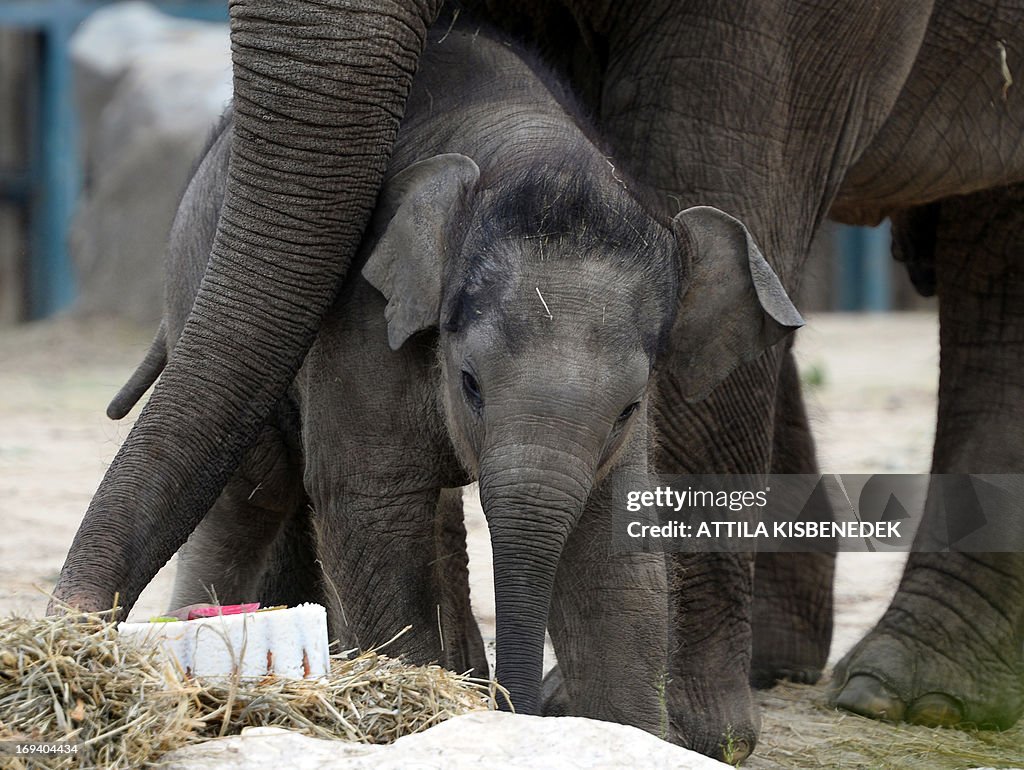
[0,0,227,320]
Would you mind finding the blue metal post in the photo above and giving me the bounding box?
[834,222,893,311]
[31,16,79,317]
[860,219,892,311]
[834,226,863,310]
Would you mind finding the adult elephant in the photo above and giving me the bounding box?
[52,0,1024,760]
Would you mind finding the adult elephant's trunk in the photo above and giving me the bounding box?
[51,0,442,615]
[478,425,597,715]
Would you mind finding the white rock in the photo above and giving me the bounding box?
[162,712,731,770]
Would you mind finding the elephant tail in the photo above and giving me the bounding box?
[107,320,167,420]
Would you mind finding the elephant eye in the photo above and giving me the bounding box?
[617,401,641,424]
[462,370,483,410]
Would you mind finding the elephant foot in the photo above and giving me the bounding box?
[831,674,963,725]
[751,552,834,689]
[828,556,1024,730]
[668,667,759,764]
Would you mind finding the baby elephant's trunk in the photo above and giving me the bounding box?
[477,420,598,714]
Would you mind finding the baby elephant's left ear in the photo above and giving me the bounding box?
[670,206,804,402]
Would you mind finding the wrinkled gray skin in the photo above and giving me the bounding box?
[55,0,1024,760]
[117,24,800,742]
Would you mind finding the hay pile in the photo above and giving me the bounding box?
[0,613,494,769]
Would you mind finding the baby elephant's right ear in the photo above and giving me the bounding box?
[362,153,480,351]
[670,206,804,401]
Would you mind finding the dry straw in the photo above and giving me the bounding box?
[751,680,1024,770]
[0,612,495,769]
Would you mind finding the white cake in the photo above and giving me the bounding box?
[117,603,330,679]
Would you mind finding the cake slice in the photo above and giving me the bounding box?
[117,602,330,679]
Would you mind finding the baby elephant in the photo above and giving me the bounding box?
[112,18,800,738]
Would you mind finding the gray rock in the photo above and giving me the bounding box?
[162,712,731,770]
[69,2,230,323]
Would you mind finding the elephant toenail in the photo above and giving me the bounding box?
[906,693,963,727]
[833,674,906,722]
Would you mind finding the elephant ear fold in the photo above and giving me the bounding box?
[362,153,480,351]
[669,206,804,402]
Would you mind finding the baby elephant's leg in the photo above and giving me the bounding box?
[299,279,460,665]
[546,430,669,737]
[256,501,324,610]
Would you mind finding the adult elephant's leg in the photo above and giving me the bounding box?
[51,0,443,618]
[585,3,928,754]
[751,348,835,688]
[434,487,488,677]
[831,185,1024,729]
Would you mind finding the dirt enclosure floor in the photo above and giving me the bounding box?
[1,313,1021,768]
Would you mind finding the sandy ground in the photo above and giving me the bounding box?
[2,312,1021,766]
